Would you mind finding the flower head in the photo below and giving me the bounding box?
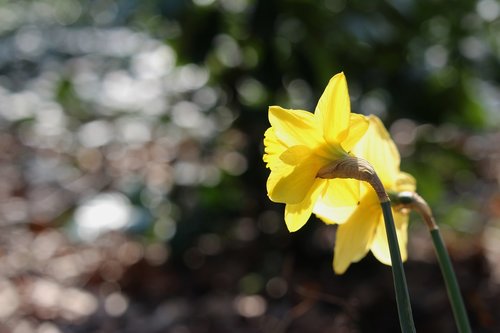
[314,115,416,274]
[263,72,369,232]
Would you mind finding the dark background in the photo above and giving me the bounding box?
[0,0,499,332]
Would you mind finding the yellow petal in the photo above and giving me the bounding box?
[315,72,351,146]
[352,115,400,186]
[313,178,362,224]
[370,210,409,265]
[267,146,326,204]
[263,127,287,169]
[269,106,322,148]
[284,179,326,232]
[333,192,380,274]
[341,113,369,153]
[394,171,417,192]
[314,205,357,225]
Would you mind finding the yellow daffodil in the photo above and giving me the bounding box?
[314,115,416,274]
[263,72,369,232]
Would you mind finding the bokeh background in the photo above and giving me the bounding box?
[0,0,499,332]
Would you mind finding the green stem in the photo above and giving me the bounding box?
[317,157,416,332]
[381,200,416,333]
[393,191,471,333]
[430,228,472,333]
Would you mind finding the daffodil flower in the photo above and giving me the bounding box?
[263,72,369,232]
[314,115,416,274]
